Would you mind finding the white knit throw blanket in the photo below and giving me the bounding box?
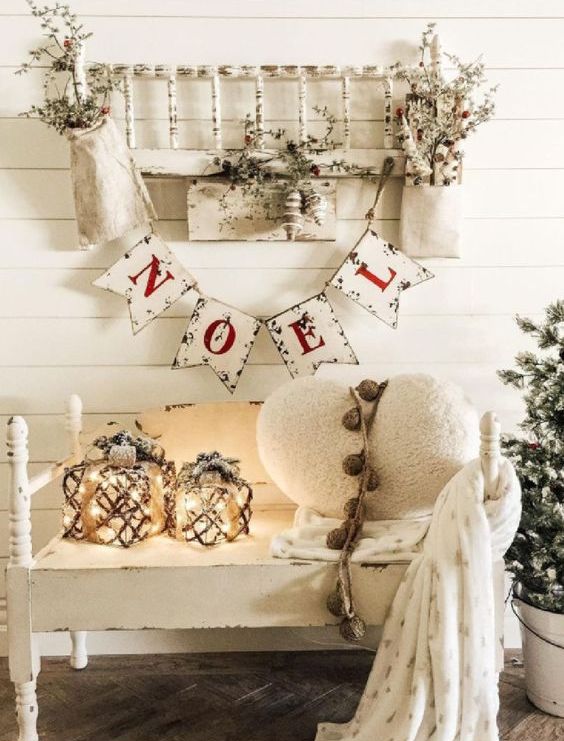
[272,459,521,741]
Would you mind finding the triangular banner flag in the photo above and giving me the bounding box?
[93,232,196,334]
[173,296,262,393]
[330,230,434,328]
[266,293,357,378]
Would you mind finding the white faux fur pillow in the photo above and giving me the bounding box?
[257,374,479,520]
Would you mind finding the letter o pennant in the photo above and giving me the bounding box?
[173,296,262,393]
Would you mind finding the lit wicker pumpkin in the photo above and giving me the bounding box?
[62,431,175,548]
[170,451,252,546]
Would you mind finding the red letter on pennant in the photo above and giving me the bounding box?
[289,313,326,355]
[128,254,175,297]
[355,262,397,292]
[203,319,236,355]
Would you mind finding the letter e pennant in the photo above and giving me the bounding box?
[173,296,262,393]
[330,230,434,328]
[93,233,196,334]
[266,293,357,378]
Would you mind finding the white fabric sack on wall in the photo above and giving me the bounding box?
[66,117,157,248]
[399,184,463,258]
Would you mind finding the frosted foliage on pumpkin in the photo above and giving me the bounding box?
[257,374,479,519]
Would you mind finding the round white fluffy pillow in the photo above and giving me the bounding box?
[257,373,479,520]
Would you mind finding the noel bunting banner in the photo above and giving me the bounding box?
[93,229,434,393]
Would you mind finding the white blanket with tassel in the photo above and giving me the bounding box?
[271,459,521,741]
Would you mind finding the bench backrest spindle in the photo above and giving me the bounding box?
[6,416,32,568]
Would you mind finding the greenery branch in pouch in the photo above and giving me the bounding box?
[393,23,497,258]
[210,107,379,240]
[498,301,564,614]
[18,1,156,248]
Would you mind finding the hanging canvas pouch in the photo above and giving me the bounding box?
[399,183,463,258]
[66,116,157,249]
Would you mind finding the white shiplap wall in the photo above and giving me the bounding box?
[1,0,562,654]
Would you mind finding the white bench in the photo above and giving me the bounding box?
[5,395,505,741]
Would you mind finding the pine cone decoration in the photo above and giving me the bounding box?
[340,614,366,642]
[304,190,328,226]
[326,525,349,550]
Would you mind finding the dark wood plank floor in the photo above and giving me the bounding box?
[0,651,562,740]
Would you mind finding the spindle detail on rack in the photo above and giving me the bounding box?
[255,73,265,149]
[298,70,307,144]
[342,76,351,150]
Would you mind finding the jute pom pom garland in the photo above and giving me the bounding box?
[326,379,388,642]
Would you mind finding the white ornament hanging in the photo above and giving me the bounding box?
[304,190,328,226]
[281,190,304,241]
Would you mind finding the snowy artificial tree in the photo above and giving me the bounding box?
[498,300,564,613]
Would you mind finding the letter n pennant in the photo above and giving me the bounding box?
[266,293,357,378]
[173,296,262,393]
[93,232,197,334]
[330,230,434,328]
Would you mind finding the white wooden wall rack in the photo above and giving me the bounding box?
[97,62,407,177]
[5,398,505,741]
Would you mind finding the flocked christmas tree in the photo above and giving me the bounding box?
[498,300,564,613]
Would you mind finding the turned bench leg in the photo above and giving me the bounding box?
[7,417,40,741]
[70,631,88,670]
[14,681,39,741]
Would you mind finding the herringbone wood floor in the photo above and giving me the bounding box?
[0,651,562,740]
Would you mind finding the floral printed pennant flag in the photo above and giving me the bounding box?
[173,296,262,393]
[93,232,196,334]
[266,293,357,378]
[330,230,434,328]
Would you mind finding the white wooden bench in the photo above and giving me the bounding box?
[5,394,505,741]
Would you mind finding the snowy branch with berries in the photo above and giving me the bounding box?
[17,1,120,134]
[391,23,497,186]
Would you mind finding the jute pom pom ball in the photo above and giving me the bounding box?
[326,525,348,550]
[326,589,346,617]
[343,453,364,476]
[356,379,380,402]
[342,407,361,431]
[257,374,480,520]
[340,614,366,642]
[343,496,362,519]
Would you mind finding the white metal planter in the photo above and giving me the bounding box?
[514,597,564,717]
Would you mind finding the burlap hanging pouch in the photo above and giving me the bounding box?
[66,117,157,248]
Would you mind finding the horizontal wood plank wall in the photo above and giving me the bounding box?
[1,0,561,653]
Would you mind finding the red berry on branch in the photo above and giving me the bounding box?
[230,184,236,191]
[529,442,540,450]
[311,165,320,177]
[63,38,73,48]
[419,61,424,67]
[395,107,404,118]
[101,106,110,115]
[244,134,252,145]
[461,110,470,119]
